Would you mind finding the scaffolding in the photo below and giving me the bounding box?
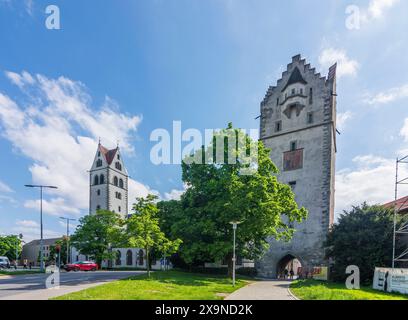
[392,155,408,270]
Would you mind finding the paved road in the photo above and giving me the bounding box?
[0,271,145,300]
[226,280,297,300]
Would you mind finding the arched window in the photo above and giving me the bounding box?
[115,162,122,171]
[119,179,124,189]
[115,250,121,266]
[100,174,105,184]
[114,176,118,186]
[96,159,102,167]
[94,175,99,185]
[126,250,133,266]
[138,249,144,266]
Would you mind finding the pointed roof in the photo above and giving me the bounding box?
[98,143,118,165]
[281,67,308,92]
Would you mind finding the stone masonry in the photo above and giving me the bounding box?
[257,54,337,277]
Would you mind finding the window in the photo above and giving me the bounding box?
[115,192,122,200]
[289,181,297,190]
[118,206,121,212]
[115,250,121,266]
[300,88,303,95]
[99,174,105,184]
[114,176,118,186]
[275,121,282,133]
[307,112,314,124]
[94,175,99,185]
[276,98,279,106]
[98,151,101,157]
[97,189,100,196]
[290,141,297,151]
[96,205,101,210]
[309,88,313,104]
[126,250,132,266]
[138,249,144,266]
[96,159,102,167]
[119,178,124,189]
[117,154,120,160]
[291,88,295,95]
[115,162,122,171]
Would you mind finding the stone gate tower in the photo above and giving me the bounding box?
[257,54,337,277]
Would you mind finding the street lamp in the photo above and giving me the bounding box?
[229,221,243,287]
[60,217,76,264]
[25,184,58,272]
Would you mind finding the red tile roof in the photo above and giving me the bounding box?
[99,144,118,165]
[383,196,408,214]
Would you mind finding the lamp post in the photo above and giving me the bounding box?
[229,221,242,287]
[60,217,76,264]
[24,185,58,272]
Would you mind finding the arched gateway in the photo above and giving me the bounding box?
[257,55,337,278]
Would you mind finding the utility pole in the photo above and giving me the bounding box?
[60,217,76,264]
[25,185,58,272]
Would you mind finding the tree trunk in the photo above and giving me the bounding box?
[227,252,234,279]
[146,247,150,277]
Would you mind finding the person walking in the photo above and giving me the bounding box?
[290,269,295,280]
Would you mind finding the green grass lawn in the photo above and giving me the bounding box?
[53,271,251,300]
[290,279,408,300]
[0,270,41,276]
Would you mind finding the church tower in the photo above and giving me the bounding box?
[89,142,129,217]
[257,54,337,277]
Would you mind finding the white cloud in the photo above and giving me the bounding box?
[24,198,81,216]
[367,0,400,20]
[337,111,353,131]
[335,154,408,215]
[0,180,13,193]
[319,48,359,79]
[364,83,408,105]
[164,189,184,201]
[400,118,408,142]
[0,71,150,218]
[13,219,62,242]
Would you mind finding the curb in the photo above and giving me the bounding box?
[287,287,301,300]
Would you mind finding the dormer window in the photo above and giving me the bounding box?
[291,88,295,95]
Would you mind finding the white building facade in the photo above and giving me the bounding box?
[71,142,171,270]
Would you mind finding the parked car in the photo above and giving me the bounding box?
[64,261,98,272]
[0,256,11,269]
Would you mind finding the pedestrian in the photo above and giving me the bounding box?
[290,269,294,280]
[23,259,28,269]
[29,261,32,270]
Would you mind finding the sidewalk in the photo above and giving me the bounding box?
[226,280,297,300]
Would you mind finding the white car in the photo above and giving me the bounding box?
[0,256,10,269]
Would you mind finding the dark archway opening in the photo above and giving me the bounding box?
[276,254,302,280]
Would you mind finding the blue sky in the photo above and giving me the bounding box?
[1,0,408,241]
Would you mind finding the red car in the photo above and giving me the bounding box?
[64,261,98,272]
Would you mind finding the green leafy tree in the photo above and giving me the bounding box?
[0,235,22,261]
[49,237,68,265]
[127,195,182,277]
[70,210,125,268]
[160,124,307,276]
[325,203,408,284]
